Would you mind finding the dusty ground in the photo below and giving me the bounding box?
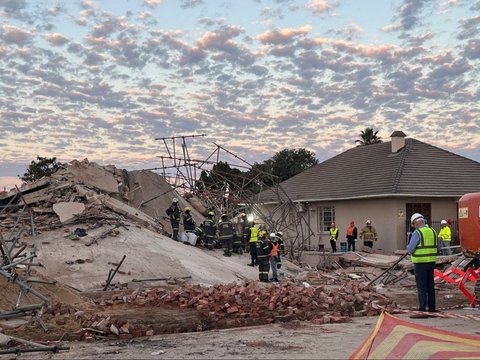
[1,281,478,359]
[10,307,480,360]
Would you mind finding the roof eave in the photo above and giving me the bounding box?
[255,192,464,205]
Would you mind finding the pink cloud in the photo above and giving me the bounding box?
[45,33,68,46]
[256,24,312,44]
[2,25,33,45]
[305,0,332,16]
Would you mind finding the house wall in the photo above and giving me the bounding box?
[258,196,459,253]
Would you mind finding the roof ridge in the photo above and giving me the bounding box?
[411,138,480,164]
[390,140,410,193]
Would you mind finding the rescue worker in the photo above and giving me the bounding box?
[166,198,180,241]
[329,222,339,253]
[246,221,258,266]
[268,233,279,282]
[183,207,195,233]
[346,220,358,252]
[360,220,377,248]
[438,219,452,255]
[256,230,270,282]
[407,213,440,318]
[218,214,234,257]
[276,231,285,255]
[201,211,217,250]
[238,213,249,253]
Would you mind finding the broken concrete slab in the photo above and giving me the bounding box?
[53,202,86,223]
[67,159,119,195]
[99,194,160,230]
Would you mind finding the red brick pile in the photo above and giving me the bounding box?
[120,278,391,327]
[42,277,392,341]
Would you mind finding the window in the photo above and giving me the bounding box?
[317,206,335,232]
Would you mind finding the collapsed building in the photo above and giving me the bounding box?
[0,149,475,355]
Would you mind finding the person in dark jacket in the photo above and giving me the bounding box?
[218,214,234,257]
[256,230,270,282]
[346,220,358,252]
[166,198,180,241]
[183,207,196,232]
[201,211,217,250]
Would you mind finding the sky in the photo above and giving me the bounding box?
[1,0,480,190]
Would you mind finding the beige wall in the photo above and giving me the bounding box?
[259,196,459,253]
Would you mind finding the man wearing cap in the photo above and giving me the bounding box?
[407,213,440,317]
[166,198,181,241]
[360,220,377,248]
[438,219,452,255]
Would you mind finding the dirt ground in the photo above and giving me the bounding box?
[2,281,479,359]
[11,307,480,360]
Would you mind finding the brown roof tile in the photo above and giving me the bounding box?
[256,138,480,203]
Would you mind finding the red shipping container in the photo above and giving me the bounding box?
[458,192,480,257]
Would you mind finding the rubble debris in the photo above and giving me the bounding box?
[53,202,86,223]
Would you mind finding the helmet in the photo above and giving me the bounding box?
[276,231,283,236]
[269,233,276,239]
[240,212,246,217]
[441,219,447,225]
[184,207,190,212]
[366,220,371,224]
[208,211,215,216]
[258,230,266,238]
[410,213,424,226]
[172,198,178,203]
[221,213,228,219]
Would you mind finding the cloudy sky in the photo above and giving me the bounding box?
[1,0,480,189]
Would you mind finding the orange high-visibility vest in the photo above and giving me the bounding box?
[270,243,279,257]
[347,226,354,236]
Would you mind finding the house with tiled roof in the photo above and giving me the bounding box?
[255,131,480,252]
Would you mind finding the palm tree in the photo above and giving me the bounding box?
[355,127,382,146]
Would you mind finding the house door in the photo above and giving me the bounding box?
[405,203,431,244]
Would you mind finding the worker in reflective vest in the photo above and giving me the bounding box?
[247,222,258,266]
[438,219,452,255]
[218,214,234,257]
[329,222,339,253]
[201,211,217,250]
[407,213,440,317]
[268,233,279,282]
[256,230,270,282]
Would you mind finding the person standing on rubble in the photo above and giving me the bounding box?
[346,220,358,252]
[408,213,440,318]
[360,220,377,248]
[201,211,217,250]
[239,213,249,252]
[268,233,280,282]
[438,219,452,255]
[276,231,285,255]
[218,214,234,257]
[166,198,181,241]
[246,221,258,266]
[183,207,196,233]
[256,230,270,282]
[329,222,339,253]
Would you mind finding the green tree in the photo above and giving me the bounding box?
[249,148,319,189]
[19,156,62,183]
[355,127,382,146]
[197,161,244,192]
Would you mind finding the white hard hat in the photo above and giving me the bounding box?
[441,219,447,224]
[410,213,424,225]
[270,233,276,238]
[366,220,371,224]
[172,198,178,203]
[276,231,283,236]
